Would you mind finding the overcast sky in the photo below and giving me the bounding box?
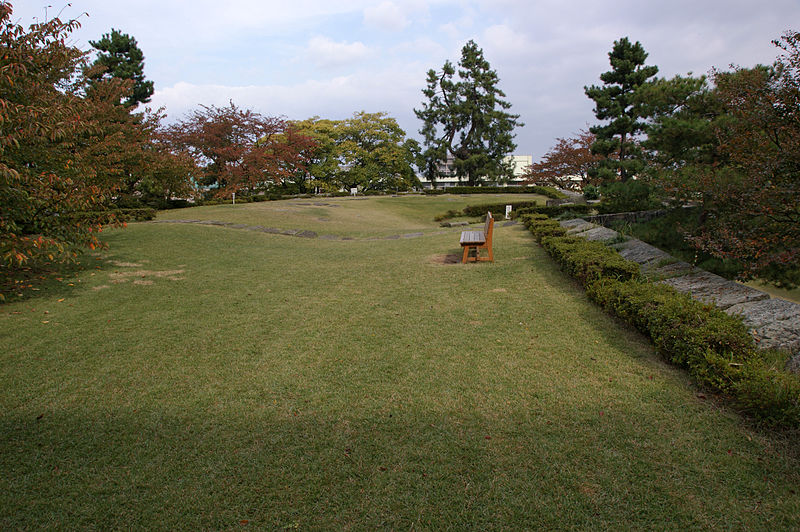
[11,0,799,159]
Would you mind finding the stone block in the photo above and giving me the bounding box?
[643,260,696,279]
[615,239,672,266]
[573,226,620,242]
[559,218,591,229]
[660,271,770,309]
[726,298,800,357]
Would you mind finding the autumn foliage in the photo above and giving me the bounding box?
[689,35,800,286]
[523,130,603,190]
[164,102,317,198]
[0,3,195,287]
[0,5,121,271]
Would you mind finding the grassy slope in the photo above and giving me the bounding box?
[1,197,798,529]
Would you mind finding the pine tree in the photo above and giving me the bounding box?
[415,40,522,186]
[585,37,658,182]
[89,29,154,107]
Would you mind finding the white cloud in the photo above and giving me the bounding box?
[482,24,530,56]
[151,63,426,128]
[363,1,409,31]
[305,36,371,68]
[391,37,447,59]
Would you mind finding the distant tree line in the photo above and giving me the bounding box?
[0,2,421,280]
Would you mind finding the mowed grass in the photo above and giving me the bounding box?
[157,193,546,237]
[1,197,799,529]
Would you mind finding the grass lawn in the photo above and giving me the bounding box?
[743,280,800,305]
[2,196,799,529]
[156,193,546,237]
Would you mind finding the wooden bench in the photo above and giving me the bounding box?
[460,212,494,263]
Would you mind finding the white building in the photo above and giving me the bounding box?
[418,154,532,189]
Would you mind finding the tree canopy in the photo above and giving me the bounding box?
[415,40,522,186]
[0,3,197,285]
[164,102,315,197]
[88,28,154,107]
[523,130,603,190]
[585,37,658,183]
[292,112,419,193]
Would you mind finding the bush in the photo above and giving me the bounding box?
[514,204,593,218]
[423,185,565,198]
[583,184,600,200]
[540,236,640,285]
[462,201,542,218]
[519,214,567,241]
[586,278,800,427]
[521,214,800,427]
[70,208,157,225]
[597,180,660,214]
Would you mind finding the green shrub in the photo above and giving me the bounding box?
[423,185,565,198]
[519,215,568,241]
[583,185,600,200]
[452,185,565,198]
[70,208,156,225]
[541,236,640,285]
[597,180,660,214]
[422,189,446,195]
[585,278,800,427]
[519,214,800,427]
[514,204,593,218]
[732,361,800,426]
[462,201,542,218]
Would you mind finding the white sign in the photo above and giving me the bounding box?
[350,187,358,196]
[505,205,512,219]
[232,192,236,205]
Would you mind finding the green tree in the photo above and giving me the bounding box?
[336,111,416,192]
[639,75,720,173]
[291,117,343,193]
[293,112,418,192]
[88,28,154,107]
[690,40,800,288]
[415,40,522,186]
[585,37,658,183]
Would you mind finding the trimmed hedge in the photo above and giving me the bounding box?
[540,235,640,286]
[587,279,800,427]
[515,204,593,218]
[70,208,157,224]
[520,214,568,241]
[462,201,542,218]
[423,185,565,199]
[523,213,800,428]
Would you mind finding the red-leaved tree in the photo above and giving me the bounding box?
[689,32,800,287]
[0,4,147,275]
[523,130,604,190]
[164,102,316,197]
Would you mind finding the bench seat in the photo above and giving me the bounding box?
[459,231,486,245]
[459,212,494,263]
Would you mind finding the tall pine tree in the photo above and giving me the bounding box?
[415,40,522,186]
[585,37,658,182]
[88,29,154,107]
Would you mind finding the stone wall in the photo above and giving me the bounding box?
[585,209,667,226]
[558,218,800,373]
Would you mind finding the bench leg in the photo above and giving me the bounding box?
[462,246,470,263]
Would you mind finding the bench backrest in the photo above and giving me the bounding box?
[484,211,494,246]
